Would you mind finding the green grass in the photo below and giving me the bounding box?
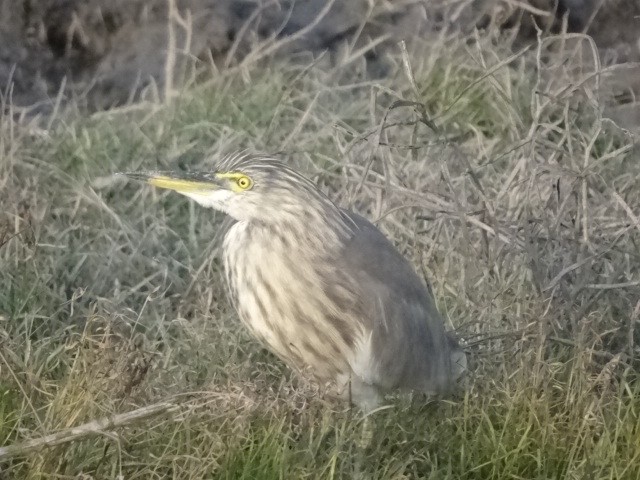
[1,27,639,478]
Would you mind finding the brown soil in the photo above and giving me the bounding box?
[0,0,638,124]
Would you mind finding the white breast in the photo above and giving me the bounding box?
[222,221,353,382]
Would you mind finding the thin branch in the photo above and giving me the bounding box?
[0,402,179,461]
[612,191,640,236]
[236,0,337,69]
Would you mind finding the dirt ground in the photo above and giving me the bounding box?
[0,0,638,125]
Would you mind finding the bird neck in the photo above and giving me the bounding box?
[246,205,350,253]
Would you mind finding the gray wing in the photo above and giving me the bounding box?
[336,209,464,394]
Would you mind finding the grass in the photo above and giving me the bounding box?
[1,24,639,479]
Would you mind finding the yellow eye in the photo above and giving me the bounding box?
[236,176,253,190]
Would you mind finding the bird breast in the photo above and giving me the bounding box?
[222,221,359,383]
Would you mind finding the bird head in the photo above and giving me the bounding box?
[121,153,341,226]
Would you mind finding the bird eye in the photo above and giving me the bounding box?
[236,176,253,190]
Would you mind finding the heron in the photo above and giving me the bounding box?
[123,152,466,410]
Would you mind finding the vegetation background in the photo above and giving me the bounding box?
[1,0,639,478]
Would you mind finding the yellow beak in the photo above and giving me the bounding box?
[120,171,223,193]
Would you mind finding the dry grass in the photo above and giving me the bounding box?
[1,24,639,479]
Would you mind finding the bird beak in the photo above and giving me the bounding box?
[120,171,224,193]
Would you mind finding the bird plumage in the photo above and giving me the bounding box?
[123,152,466,409]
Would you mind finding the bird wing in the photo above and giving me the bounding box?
[334,209,461,393]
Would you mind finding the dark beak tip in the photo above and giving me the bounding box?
[118,171,151,181]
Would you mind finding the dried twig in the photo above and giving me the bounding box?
[235,0,336,69]
[0,402,179,461]
[165,0,193,102]
[612,191,640,236]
